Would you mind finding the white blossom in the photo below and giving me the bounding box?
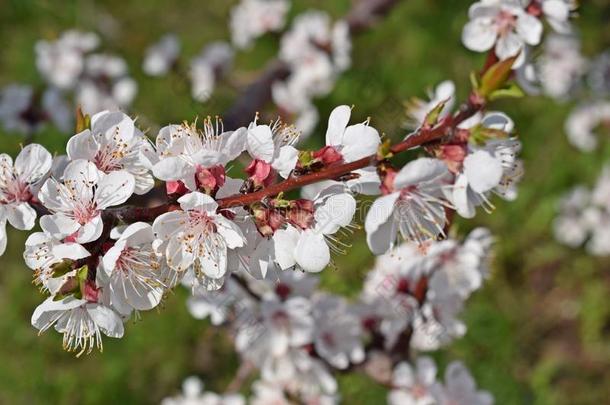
[273,189,356,273]
[324,105,381,163]
[31,296,124,356]
[161,376,245,405]
[152,120,246,191]
[462,0,543,68]
[404,81,456,130]
[245,117,300,178]
[66,110,155,194]
[189,42,234,102]
[0,144,53,255]
[365,158,451,254]
[38,159,135,244]
[565,101,610,152]
[388,357,438,405]
[431,361,494,405]
[152,192,245,286]
[35,30,99,89]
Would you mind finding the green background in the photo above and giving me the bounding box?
[1,0,609,403]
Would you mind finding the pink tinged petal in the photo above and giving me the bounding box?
[273,227,299,270]
[15,144,53,183]
[178,191,219,213]
[95,170,135,209]
[152,156,189,181]
[5,202,36,230]
[462,19,497,52]
[516,13,543,45]
[325,105,352,146]
[75,214,104,244]
[295,231,330,273]
[314,193,356,235]
[394,158,447,189]
[86,303,124,338]
[66,130,98,161]
[39,214,80,240]
[366,212,398,255]
[464,150,503,193]
[90,110,135,143]
[340,124,381,163]
[271,146,299,178]
[495,31,523,60]
[247,125,275,162]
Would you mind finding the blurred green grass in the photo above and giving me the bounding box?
[1,0,610,403]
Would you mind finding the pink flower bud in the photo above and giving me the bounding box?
[195,165,226,193]
[245,159,274,187]
[166,180,189,196]
[84,280,100,303]
[312,145,343,165]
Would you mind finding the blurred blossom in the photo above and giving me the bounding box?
[554,165,610,255]
[189,42,234,102]
[35,30,99,89]
[230,0,290,49]
[0,84,71,134]
[142,34,181,77]
[161,376,245,405]
[564,101,610,152]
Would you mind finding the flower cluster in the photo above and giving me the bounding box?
[230,0,290,49]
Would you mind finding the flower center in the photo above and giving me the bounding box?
[495,10,517,36]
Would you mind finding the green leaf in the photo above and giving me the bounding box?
[489,83,525,101]
[478,54,520,98]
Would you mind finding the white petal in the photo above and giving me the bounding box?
[218,127,247,162]
[102,242,125,274]
[75,215,104,243]
[462,19,497,52]
[87,304,124,338]
[199,248,228,279]
[178,191,218,213]
[246,125,275,162]
[91,110,135,143]
[31,296,86,330]
[0,220,6,256]
[516,13,543,45]
[495,32,523,60]
[66,130,98,161]
[15,144,53,184]
[153,211,185,241]
[152,156,189,181]
[325,105,351,146]
[341,124,381,162]
[295,231,330,273]
[463,150,503,193]
[39,214,80,240]
[62,159,101,200]
[394,158,447,189]
[95,170,135,209]
[216,177,244,199]
[166,235,194,272]
[366,212,398,255]
[452,174,476,219]
[273,226,299,270]
[482,111,514,132]
[314,193,356,235]
[271,146,298,178]
[52,243,90,261]
[216,216,246,249]
[5,203,36,230]
[364,193,399,235]
[120,222,154,246]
